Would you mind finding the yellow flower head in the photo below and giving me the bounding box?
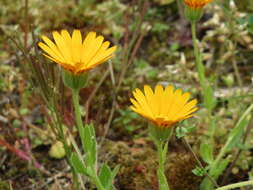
[130,85,198,128]
[38,30,117,74]
[184,0,213,9]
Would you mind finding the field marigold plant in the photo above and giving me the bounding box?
[130,84,198,128]
[38,30,117,74]
[184,0,213,9]
[130,84,198,190]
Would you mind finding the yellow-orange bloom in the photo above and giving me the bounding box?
[130,85,198,128]
[184,0,213,9]
[38,30,117,74]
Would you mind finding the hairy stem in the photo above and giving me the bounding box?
[157,141,170,190]
[72,89,84,132]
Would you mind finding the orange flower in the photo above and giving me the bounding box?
[184,0,213,9]
[38,30,117,74]
[130,85,198,128]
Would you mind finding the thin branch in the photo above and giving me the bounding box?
[182,137,219,188]
[85,69,110,123]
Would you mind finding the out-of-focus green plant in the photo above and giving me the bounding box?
[182,0,253,190]
[247,14,253,35]
[113,108,142,134]
[154,0,175,6]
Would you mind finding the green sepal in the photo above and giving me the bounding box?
[62,69,88,90]
[184,6,203,23]
[149,124,173,143]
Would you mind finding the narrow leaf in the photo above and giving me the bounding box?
[70,152,87,175]
[200,143,214,164]
[99,164,112,189]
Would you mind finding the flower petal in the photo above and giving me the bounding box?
[71,30,82,63]
[53,31,73,64]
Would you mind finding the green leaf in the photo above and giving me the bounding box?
[200,143,214,165]
[110,165,120,190]
[99,164,120,190]
[99,164,112,189]
[70,153,87,175]
[248,14,253,34]
[80,124,97,166]
[176,126,188,138]
[192,166,206,177]
[225,115,251,152]
[200,106,253,190]
[210,158,230,178]
[111,165,120,180]
[176,125,196,138]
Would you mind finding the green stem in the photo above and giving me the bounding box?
[215,180,253,190]
[51,107,80,190]
[72,89,84,134]
[71,89,84,190]
[158,142,165,173]
[157,141,170,190]
[191,22,206,87]
[72,89,106,190]
[191,22,215,139]
[191,21,218,190]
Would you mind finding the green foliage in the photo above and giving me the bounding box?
[151,22,170,33]
[134,59,159,80]
[200,143,214,165]
[192,166,206,177]
[200,106,253,190]
[70,152,89,175]
[247,14,253,34]
[203,85,217,112]
[175,121,196,138]
[99,164,120,190]
[80,124,97,167]
[113,108,142,133]
[225,115,251,152]
[154,0,175,5]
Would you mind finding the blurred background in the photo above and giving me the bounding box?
[0,0,253,189]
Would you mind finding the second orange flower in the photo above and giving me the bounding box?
[130,85,198,128]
